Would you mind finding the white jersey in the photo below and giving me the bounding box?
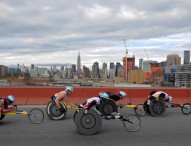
[86,97,100,105]
[152,91,170,100]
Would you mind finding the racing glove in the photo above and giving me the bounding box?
[84,109,88,114]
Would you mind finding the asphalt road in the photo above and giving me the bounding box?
[0,106,191,146]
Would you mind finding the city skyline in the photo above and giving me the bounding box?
[1,1,191,68]
[4,50,191,70]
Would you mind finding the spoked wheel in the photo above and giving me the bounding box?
[75,108,102,135]
[134,104,145,116]
[28,108,44,124]
[46,101,67,120]
[181,103,191,115]
[98,99,118,116]
[149,99,166,117]
[122,114,141,132]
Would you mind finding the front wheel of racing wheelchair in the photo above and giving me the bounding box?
[149,99,166,117]
[46,100,67,120]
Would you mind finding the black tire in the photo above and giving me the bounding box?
[73,110,78,122]
[134,104,145,116]
[149,99,166,117]
[143,100,150,114]
[0,115,5,120]
[75,108,102,135]
[122,114,141,132]
[28,108,44,124]
[181,103,191,115]
[46,101,67,120]
[98,99,118,116]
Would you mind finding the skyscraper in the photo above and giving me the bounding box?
[122,55,135,80]
[184,50,190,64]
[166,54,181,66]
[77,52,81,73]
[139,58,143,69]
[92,62,99,78]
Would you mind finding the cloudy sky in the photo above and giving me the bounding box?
[1,0,191,69]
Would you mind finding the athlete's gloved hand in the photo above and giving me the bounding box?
[147,100,151,105]
[84,109,88,114]
[168,96,173,103]
[59,108,65,113]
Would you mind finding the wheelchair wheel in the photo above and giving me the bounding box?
[98,99,118,116]
[149,99,166,117]
[28,108,44,124]
[73,110,78,122]
[122,114,141,132]
[181,103,191,115]
[0,111,5,120]
[46,101,67,120]
[134,104,145,116]
[75,108,102,135]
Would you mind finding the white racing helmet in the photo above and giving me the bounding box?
[99,92,109,99]
[7,95,15,103]
[119,91,126,99]
[65,86,73,92]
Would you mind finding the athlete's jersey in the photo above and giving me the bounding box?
[0,98,12,112]
[151,91,172,102]
[106,92,120,101]
[0,98,5,106]
[83,97,100,108]
[52,90,67,100]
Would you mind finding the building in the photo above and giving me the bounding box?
[21,64,29,77]
[116,62,122,77]
[92,62,99,78]
[77,52,81,73]
[166,54,181,66]
[184,50,190,64]
[142,60,157,72]
[30,67,39,78]
[8,68,18,76]
[145,63,163,85]
[175,64,191,87]
[82,66,90,78]
[0,65,8,77]
[128,70,145,84]
[110,62,114,69]
[109,68,115,79]
[163,64,177,86]
[103,62,107,70]
[122,55,135,80]
[139,58,143,69]
[99,63,108,79]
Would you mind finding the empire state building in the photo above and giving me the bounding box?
[77,52,81,73]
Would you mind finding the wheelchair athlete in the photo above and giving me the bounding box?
[51,86,73,113]
[147,91,173,105]
[0,95,17,117]
[78,92,109,114]
[105,91,126,102]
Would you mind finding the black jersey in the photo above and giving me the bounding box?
[106,92,120,101]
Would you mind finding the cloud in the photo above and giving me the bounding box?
[0,0,191,68]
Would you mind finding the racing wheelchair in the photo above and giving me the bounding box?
[73,106,141,135]
[144,99,191,117]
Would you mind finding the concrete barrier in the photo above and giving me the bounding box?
[0,87,190,105]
